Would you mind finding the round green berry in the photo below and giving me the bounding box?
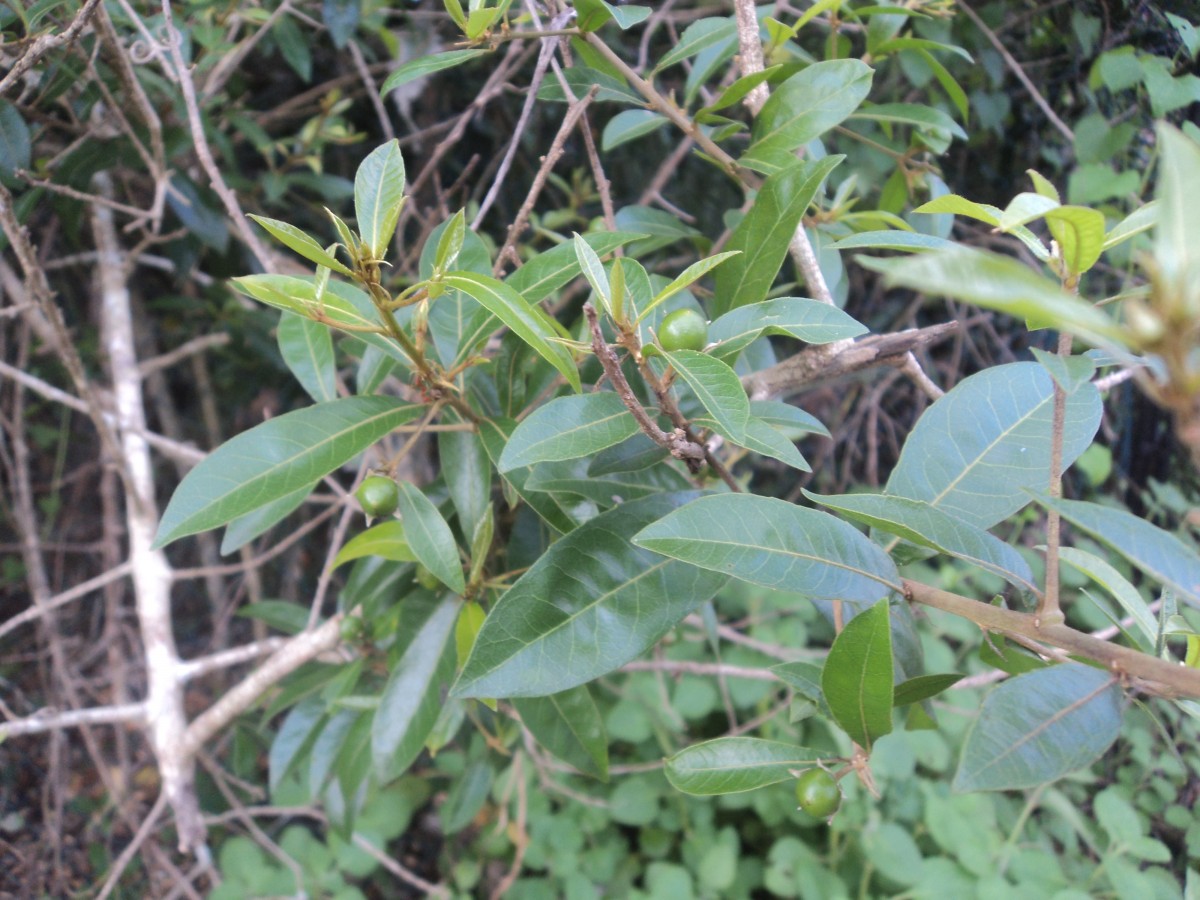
[794,768,841,819]
[340,615,366,644]
[658,309,708,352]
[356,475,399,518]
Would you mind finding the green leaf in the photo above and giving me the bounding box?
[665,737,819,795]
[278,312,337,404]
[830,230,956,252]
[632,494,901,601]
[1029,349,1096,394]
[513,686,609,781]
[572,232,611,316]
[249,215,354,275]
[0,100,31,178]
[654,19,737,72]
[442,272,581,392]
[155,398,421,547]
[537,66,642,105]
[725,417,812,472]
[1102,200,1157,250]
[432,209,466,273]
[639,251,742,323]
[821,600,893,751]
[893,673,965,707]
[805,492,1038,594]
[332,521,416,570]
[912,194,1000,224]
[452,493,727,698]
[499,392,639,472]
[1044,206,1107,276]
[1058,547,1156,649]
[270,697,326,794]
[866,248,1125,347]
[708,297,866,359]
[372,597,459,782]
[664,349,749,442]
[771,661,831,716]
[884,362,1102,529]
[745,60,874,163]
[323,0,359,47]
[221,481,315,556]
[1033,496,1200,608]
[438,422,491,536]
[850,102,967,140]
[354,140,407,260]
[713,156,843,314]
[1154,123,1200,289]
[953,663,1122,791]
[602,109,670,151]
[380,49,490,97]
[396,483,464,594]
[506,232,645,304]
[526,457,694,505]
[479,417,582,535]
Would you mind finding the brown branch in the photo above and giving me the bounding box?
[0,0,104,95]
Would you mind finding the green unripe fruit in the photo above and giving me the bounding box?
[795,768,841,819]
[658,308,708,352]
[340,615,365,644]
[356,475,399,518]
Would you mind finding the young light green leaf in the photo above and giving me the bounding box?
[632,494,901,601]
[1102,200,1158,250]
[354,140,406,260]
[1044,205,1106,275]
[665,737,819,795]
[866,247,1126,348]
[154,397,421,547]
[885,362,1102,529]
[572,232,611,317]
[664,349,749,442]
[1058,547,1157,649]
[513,686,609,781]
[506,231,644,303]
[638,251,741,323]
[713,156,843,315]
[708,296,867,359]
[433,209,466,272]
[829,230,956,252]
[498,392,639,472]
[912,194,1001,224]
[953,663,1122,791]
[249,215,354,275]
[396,483,465,594]
[998,191,1060,232]
[372,597,459,782]
[443,272,581,392]
[380,49,489,97]
[1033,496,1200,608]
[278,312,337,403]
[745,60,874,163]
[452,492,727,698]
[332,521,416,570]
[821,600,894,751]
[804,492,1038,594]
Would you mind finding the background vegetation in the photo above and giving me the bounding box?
[1,1,1199,897]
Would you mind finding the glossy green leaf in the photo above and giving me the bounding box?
[867,248,1125,346]
[1034,496,1200,608]
[513,686,609,781]
[332,521,416,570]
[278,312,337,403]
[805,492,1038,594]
[665,737,819,795]
[439,422,491,535]
[633,494,901,601]
[640,251,742,323]
[432,209,466,273]
[396,483,464,594]
[354,140,406,260]
[220,481,315,555]
[602,109,669,151]
[479,417,582,535]
[884,362,1102,529]
[893,673,965,707]
[525,456,693,505]
[850,102,966,140]
[829,230,956,252]
[745,60,874,163]
[953,663,1122,791]
[372,597,459,782]
[713,156,843,314]
[498,392,638,472]
[250,215,354,275]
[380,49,489,96]
[1154,123,1200,287]
[728,417,811,471]
[821,600,893,751]
[506,231,644,304]
[588,432,668,475]
[269,696,326,794]
[1058,547,1156,649]
[751,400,829,438]
[452,493,727,698]
[443,272,581,392]
[708,297,866,359]
[664,349,749,442]
[155,397,421,547]
[654,19,737,72]
[572,232,611,316]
